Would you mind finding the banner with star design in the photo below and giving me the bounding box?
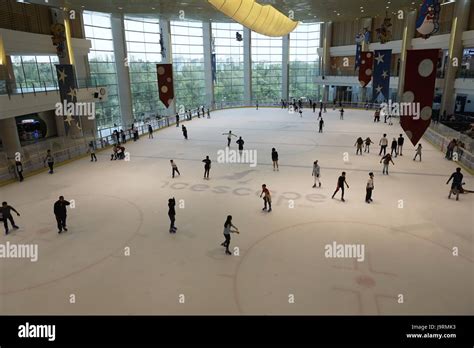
[55,64,78,135]
[157,64,174,108]
[358,51,374,87]
[401,49,439,146]
[372,49,392,102]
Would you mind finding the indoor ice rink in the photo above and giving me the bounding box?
[1,107,472,315]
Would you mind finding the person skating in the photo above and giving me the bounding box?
[89,141,97,162]
[148,124,153,139]
[54,196,70,234]
[260,184,272,212]
[182,125,188,140]
[380,153,395,175]
[413,144,422,161]
[170,160,181,178]
[390,137,398,157]
[256,100,259,110]
[43,150,55,174]
[299,108,303,117]
[365,172,375,203]
[319,118,324,133]
[397,134,404,156]
[175,113,180,127]
[312,160,321,188]
[331,172,349,202]
[222,131,237,147]
[355,137,364,155]
[236,137,245,156]
[202,156,211,180]
[120,129,126,144]
[340,108,344,120]
[272,148,279,171]
[168,197,177,233]
[221,215,239,255]
[379,134,388,156]
[207,108,210,118]
[446,167,463,201]
[312,102,316,113]
[1,202,20,235]
[15,160,24,182]
[364,137,374,153]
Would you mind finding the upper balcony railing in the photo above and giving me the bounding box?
[0,78,101,98]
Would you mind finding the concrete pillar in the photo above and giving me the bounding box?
[397,10,417,102]
[0,118,21,159]
[243,27,252,105]
[321,22,332,102]
[441,0,471,115]
[202,21,215,109]
[282,34,290,100]
[111,13,134,126]
[159,19,176,115]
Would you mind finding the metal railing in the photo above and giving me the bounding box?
[0,78,101,98]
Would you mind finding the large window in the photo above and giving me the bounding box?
[83,11,121,128]
[11,55,59,89]
[289,22,321,100]
[125,15,165,119]
[171,20,206,108]
[251,32,282,103]
[212,22,244,105]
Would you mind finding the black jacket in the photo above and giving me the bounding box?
[54,200,70,217]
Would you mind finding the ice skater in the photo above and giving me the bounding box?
[148,124,153,138]
[364,137,374,153]
[1,201,20,235]
[365,172,374,203]
[446,167,463,201]
[236,136,245,156]
[221,215,239,255]
[391,137,398,157]
[170,160,181,178]
[202,155,211,180]
[379,134,388,156]
[272,148,279,171]
[15,160,24,182]
[319,118,324,133]
[222,131,237,147]
[299,108,303,117]
[331,172,349,202]
[397,134,404,156]
[355,137,364,155]
[89,141,97,162]
[168,197,177,233]
[413,144,422,161]
[182,125,188,140]
[380,153,395,175]
[340,108,344,120]
[312,160,321,188]
[260,184,272,212]
[43,149,55,174]
[54,196,70,234]
[176,113,180,127]
[207,108,210,118]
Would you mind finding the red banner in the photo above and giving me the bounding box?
[358,51,374,87]
[401,49,439,146]
[157,64,174,108]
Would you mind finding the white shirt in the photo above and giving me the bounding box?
[313,164,320,176]
[380,138,388,146]
[367,178,374,189]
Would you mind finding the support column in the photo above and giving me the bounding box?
[202,21,215,109]
[111,13,134,126]
[282,34,290,100]
[397,10,417,102]
[243,27,252,105]
[159,19,176,115]
[321,22,332,102]
[441,0,471,115]
[0,118,21,159]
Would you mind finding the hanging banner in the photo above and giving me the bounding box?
[416,0,441,39]
[401,49,439,146]
[55,64,79,135]
[372,49,392,102]
[157,64,174,108]
[358,51,374,87]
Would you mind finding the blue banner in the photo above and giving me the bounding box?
[55,64,78,135]
[372,49,392,102]
[355,43,362,71]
